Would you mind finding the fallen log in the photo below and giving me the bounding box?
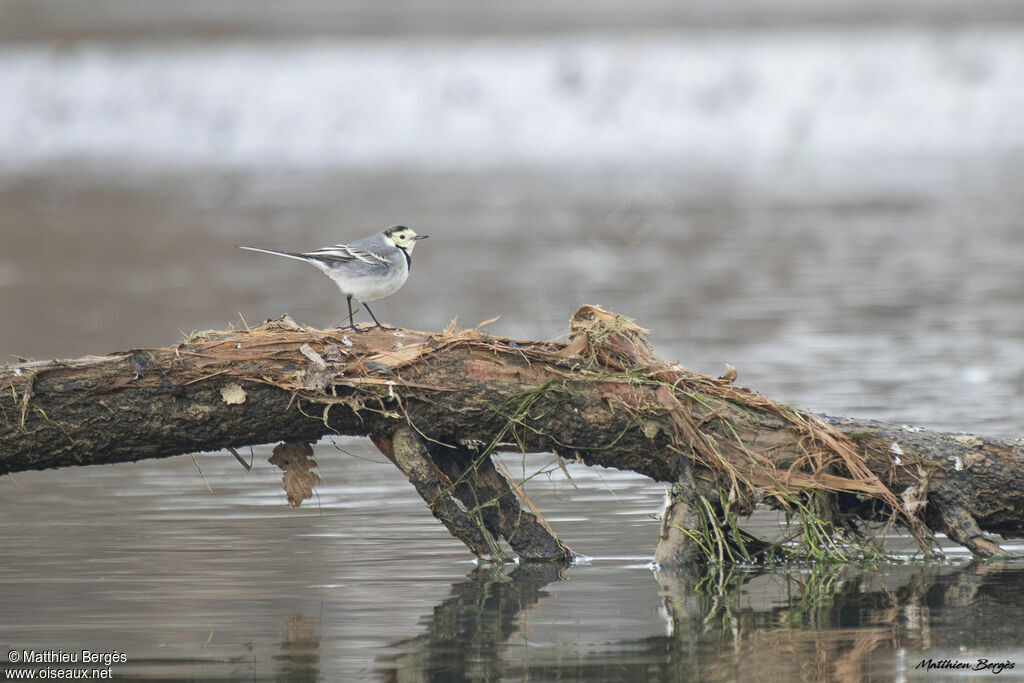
[1,306,1021,562]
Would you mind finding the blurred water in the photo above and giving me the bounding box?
[2,8,1024,683]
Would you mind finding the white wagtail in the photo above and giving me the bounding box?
[239,225,428,330]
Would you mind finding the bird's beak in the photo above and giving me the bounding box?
[414,234,429,240]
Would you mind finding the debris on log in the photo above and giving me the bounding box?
[1,306,1021,563]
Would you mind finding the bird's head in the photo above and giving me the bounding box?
[384,226,428,252]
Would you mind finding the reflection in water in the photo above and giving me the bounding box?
[653,562,1024,681]
[275,614,322,682]
[379,561,1024,682]
[380,563,566,681]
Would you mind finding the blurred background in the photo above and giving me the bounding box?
[2,0,1023,432]
[2,2,1024,680]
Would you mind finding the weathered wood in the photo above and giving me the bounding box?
[387,426,503,559]
[1,308,1021,560]
[376,427,573,561]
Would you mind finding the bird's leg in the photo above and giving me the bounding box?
[337,294,357,330]
[362,302,394,331]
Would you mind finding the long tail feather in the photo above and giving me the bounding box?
[238,245,316,264]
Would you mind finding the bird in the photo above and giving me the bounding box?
[239,225,428,331]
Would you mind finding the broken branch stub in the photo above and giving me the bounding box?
[377,428,573,562]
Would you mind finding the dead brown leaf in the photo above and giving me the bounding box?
[269,442,320,507]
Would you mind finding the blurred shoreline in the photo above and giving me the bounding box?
[2,0,1024,43]
[2,29,1023,176]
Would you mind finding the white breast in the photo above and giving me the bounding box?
[326,258,409,302]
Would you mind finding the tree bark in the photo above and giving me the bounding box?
[1,307,1021,560]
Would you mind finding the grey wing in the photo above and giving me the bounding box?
[304,244,389,266]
